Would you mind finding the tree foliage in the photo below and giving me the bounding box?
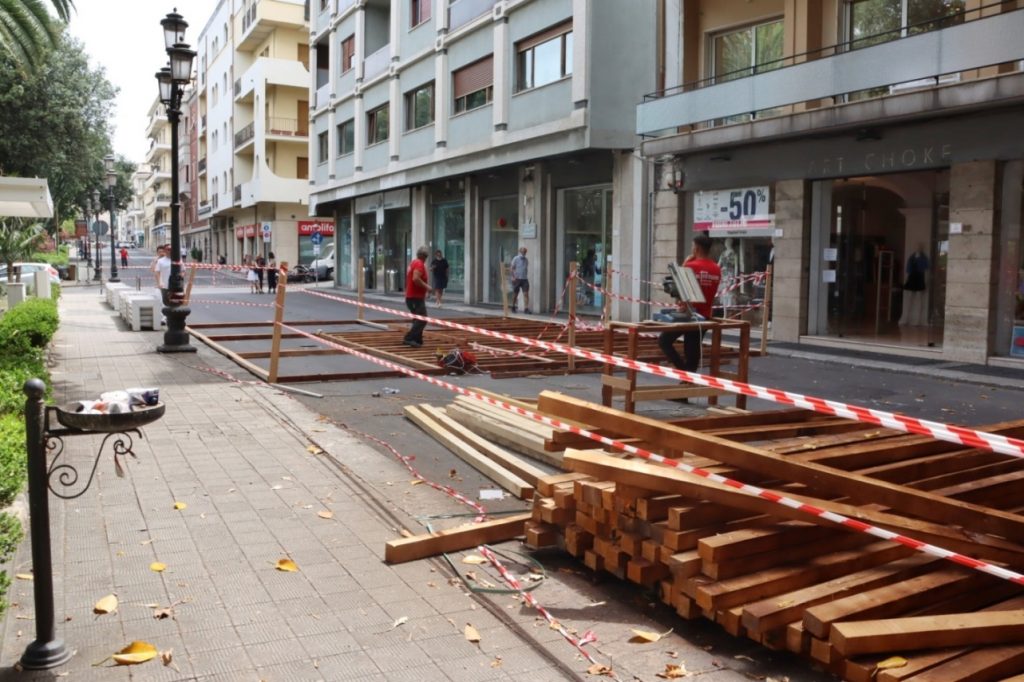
[0,30,118,230]
[0,219,44,279]
[0,0,74,71]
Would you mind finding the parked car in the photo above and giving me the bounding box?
[0,263,61,286]
[309,243,335,280]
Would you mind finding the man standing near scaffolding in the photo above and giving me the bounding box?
[510,246,531,314]
[403,246,431,348]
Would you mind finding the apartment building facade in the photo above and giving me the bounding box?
[194,0,314,267]
[639,0,1024,366]
[143,97,173,249]
[307,0,656,314]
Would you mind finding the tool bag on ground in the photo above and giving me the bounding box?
[436,347,479,374]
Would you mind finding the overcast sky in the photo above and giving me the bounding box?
[67,0,215,164]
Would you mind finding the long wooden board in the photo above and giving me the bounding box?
[830,609,1024,657]
[384,513,530,563]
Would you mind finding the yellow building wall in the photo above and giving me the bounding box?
[269,141,306,179]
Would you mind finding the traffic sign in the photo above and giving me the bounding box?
[312,243,321,256]
[91,220,109,236]
[310,231,324,246]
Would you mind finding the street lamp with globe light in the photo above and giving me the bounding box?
[104,154,119,283]
[155,9,196,353]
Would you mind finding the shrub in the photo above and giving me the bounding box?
[31,247,69,267]
[0,298,58,356]
[0,415,26,508]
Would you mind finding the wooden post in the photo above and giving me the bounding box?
[268,262,287,384]
[760,263,773,355]
[357,257,365,321]
[183,264,198,305]
[602,268,613,326]
[500,261,510,318]
[568,261,578,371]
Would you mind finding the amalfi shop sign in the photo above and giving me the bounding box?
[807,144,952,177]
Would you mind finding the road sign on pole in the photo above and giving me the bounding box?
[310,231,324,246]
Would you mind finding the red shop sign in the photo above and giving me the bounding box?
[297,220,335,236]
[235,224,257,238]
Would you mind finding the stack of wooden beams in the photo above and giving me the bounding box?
[520,391,1024,681]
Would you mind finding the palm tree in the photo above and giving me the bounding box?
[0,0,75,71]
[0,218,44,282]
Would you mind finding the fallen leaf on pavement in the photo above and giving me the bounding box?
[149,563,166,573]
[111,641,158,665]
[876,656,908,671]
[461,555,487,565]
[317,510,334,520]
[464,624,481,643]
[15,573,32,581]
[391,616,408,630]
[410,480,424,486]
[160,649,177,670]
[276,558,299,572]
[656,663,688,679]
[490,656,502,668]
[152,608,173,620]
[93,594,118,615]
[587,663,614,676]
[629,627,671,643]
[306,445,324,455]
[173,502,187,511]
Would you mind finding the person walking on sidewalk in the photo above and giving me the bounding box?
[510,246,531,313]
[430,249,448,307]
[119,246,128,268]
[266,252,278,294]
[403,246,430,348]
[658,233,721,373]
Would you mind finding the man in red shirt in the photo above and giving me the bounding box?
[658,233,722,372]
[403,246,431,348]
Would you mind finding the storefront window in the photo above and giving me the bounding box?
[560,186,612,313]
[358,213,377,289]
[484,197,518,304]
[433,202,465,295]
[384,208,411,294]
[338,215,352,287]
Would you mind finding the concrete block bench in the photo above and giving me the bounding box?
[103,282,129,308]
[120,294,159,332]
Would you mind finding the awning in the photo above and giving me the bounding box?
[0,177,54,218]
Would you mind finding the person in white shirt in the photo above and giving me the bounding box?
[151,245,171,325]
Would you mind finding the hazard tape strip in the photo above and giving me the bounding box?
[578,277,677,308]
[277,322,1024,585]
[299,288,1024,462]
[477,545,613,677]
[188,298,278,309]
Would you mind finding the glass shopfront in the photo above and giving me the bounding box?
[383,208,411,294]
[483,196,518,304]
[432,202,465,295]
[559,185,612,313]
[358,212,377,290]
[337,215,352,287]
[297,219,336,267]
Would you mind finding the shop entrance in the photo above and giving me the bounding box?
[483,196,518,304]
[383,208,411,294]
[433,202,465,295]
[358,212,377,290]
[810,170,948,348]
[558,185,613,313]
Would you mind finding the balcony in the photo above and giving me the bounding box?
[233,185,242,204]
[235,121,255,149]
[362,44,389,81]
[637,7,1024,137]
[198,157,207,174]
[212,194,219,209]
[237,57,310,103]
[448,0,497,31]
[234,78,241,99]
[198,201,212,218]
[155,194,171,208]
[267,117,308,139]
[314,83,330,109]
[200,114,206,131]
[237,0,307,51]
[337,0,354,14]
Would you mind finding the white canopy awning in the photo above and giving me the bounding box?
[0,177,54,218]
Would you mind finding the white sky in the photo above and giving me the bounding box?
[68,0,216,164]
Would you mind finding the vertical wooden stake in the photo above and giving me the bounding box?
[357,257,365,321]
[568,261,578,371]
[761,263,773,356]
[602,269,613,326]
[500,261,510,318]
[268,262,288,384]
[183,264,197,305]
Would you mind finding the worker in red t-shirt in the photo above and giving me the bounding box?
[658,233,722,372]
[403,245,431,348]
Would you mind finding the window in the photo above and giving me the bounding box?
[712,19,783,82]
[516,21,572,91]
[320,0,329,12]
[452,56,493,114]
[410,0,431,28]
[340,35,355,73]
[367,104,389,145]
[212,84,218,106]
[318,131,329,163]
[337,118,354,155]
[405,82,434,130]
[849,0,965,48]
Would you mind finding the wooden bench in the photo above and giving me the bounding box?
[120,293,158,332]
[600,319,752,412]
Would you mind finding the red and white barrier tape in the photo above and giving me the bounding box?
[578,278,677,308]
[299,288,1024,462]
[277,322,1024,585]
[188,298,279,309]
[477,546,613,677]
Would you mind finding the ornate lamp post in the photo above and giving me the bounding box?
[91,190,102,282]
[156,10,196,353]
[104,155,119,283]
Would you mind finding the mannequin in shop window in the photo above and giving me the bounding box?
[899,244,929,327]
[717,238,738,310]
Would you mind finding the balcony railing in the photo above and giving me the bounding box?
[155,194,171,203]
[198,157,207,173]
[235,121,255,148]
[448,0,497,30]
[266,117,307,137]
[637,4,1024,135]
[363,44,389,81]
[198,201,211,217]
[234,78,241,98]
[233,185,242,203]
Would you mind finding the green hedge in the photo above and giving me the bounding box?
[31,247,69,267]
[0,299,58,357]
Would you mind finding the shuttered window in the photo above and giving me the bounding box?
[516,21,573,92]
[341,35,355,73]
[452,56,493,113]
[411,0,431,27]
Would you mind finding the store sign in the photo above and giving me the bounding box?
[235,224,257,238]
[694,186,774,237]
[297,220,335,236]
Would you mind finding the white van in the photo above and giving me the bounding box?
[309,242,335,280]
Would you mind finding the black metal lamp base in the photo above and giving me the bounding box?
[20,637,72,669]
[157,305,196,353]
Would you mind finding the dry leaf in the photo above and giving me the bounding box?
[587,663,614,676]
[317,510,334,520]
[490,656,502,668]
[172,502,187,511]
[160,649,176,669]
[391,616,408,630]
[410,479,424,486]
[93,594,118,615]
[112,641,158,665]
[276,558,299,572]
[15,573,33,581]
[656,663,688,679]
[149,562,166,573]
[876,656,908,671]
[152,608,173,620]
[306,445,324,455]
[464,624,481,643]
[629,628,667,643]
[448,469,458,479]
[461,555,487,565]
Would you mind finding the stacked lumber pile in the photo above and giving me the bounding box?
[521,391,1024,681]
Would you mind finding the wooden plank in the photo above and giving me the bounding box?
[831,610,1024,657]
[536,473,591,497]
[384,513,530,563]
[268,276,287,383]
[446,404,563,466]
[187,327,270,383]
[404,405,534,499]
[540,392,1024,542]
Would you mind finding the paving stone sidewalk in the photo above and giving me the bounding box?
[0,287,821,682]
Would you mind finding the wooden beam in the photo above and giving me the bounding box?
[830,610,1024,657]
[540,392,1024,542]
[186,327,269,382]
[268,268,287,384]
[384,513,530,563]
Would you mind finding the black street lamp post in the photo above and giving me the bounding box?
[156,10,196,353]
[104,155,119,283]
[91,190,102,282]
